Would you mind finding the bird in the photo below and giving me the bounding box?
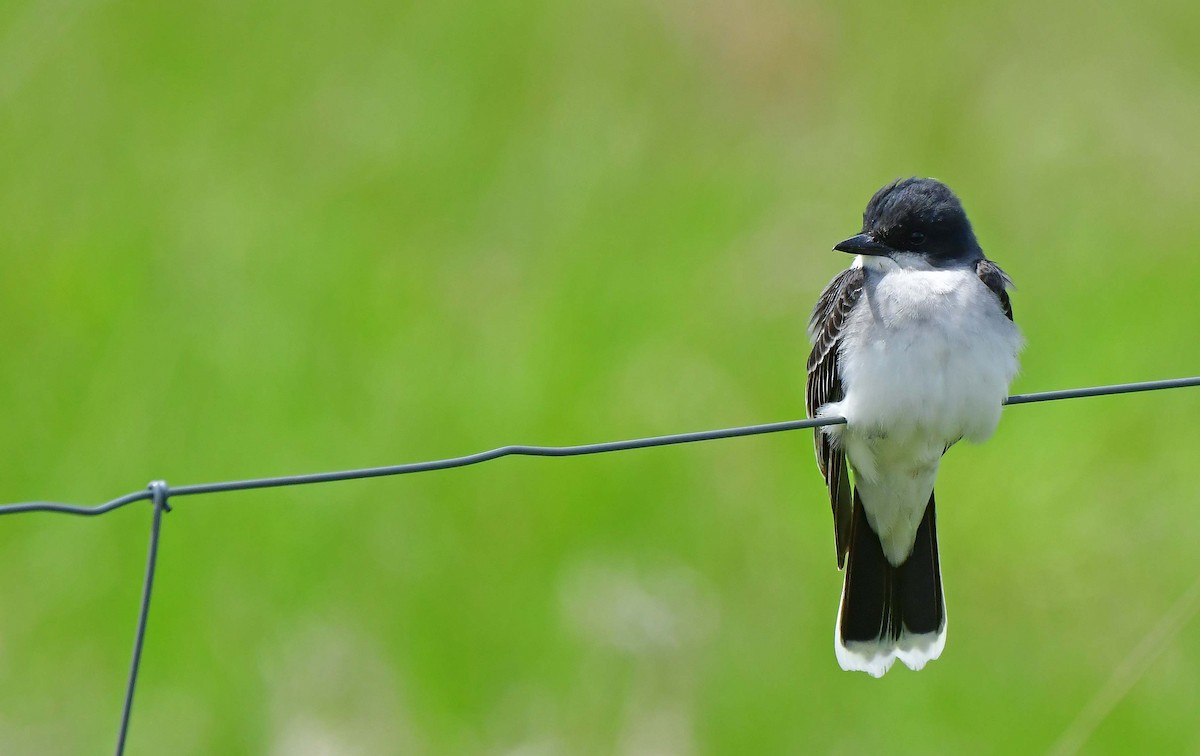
[805,178,1023,677]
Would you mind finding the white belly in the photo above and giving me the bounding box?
[818,261,1023,564]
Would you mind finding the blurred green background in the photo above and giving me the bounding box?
[2,0,1199,753]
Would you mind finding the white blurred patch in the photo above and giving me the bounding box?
[260,619,422,756]
[558,560,720,657]
[500,736,566,756]
[617,701,694,756]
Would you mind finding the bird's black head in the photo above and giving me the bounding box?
[834,178,982,265]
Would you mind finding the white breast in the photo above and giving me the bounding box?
[838,262,1022,445]
[815,257,1023,564]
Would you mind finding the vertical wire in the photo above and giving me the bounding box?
[115,481,170,756]
[0,376,1188,751]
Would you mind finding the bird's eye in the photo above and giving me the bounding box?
[908,230,927,247]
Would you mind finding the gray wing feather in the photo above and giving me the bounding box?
[805,267,865,569]
[976,259,1015,321]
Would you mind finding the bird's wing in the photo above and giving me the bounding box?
[806,266,865,568]
[976,259,1015,322]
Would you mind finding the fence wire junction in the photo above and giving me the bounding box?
[1,375,1198,755]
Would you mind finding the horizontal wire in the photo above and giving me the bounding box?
[1,375,1197,518]
[0,490,152,517]
[1001,376,1200,405]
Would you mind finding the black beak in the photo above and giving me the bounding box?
[834,233,892,256]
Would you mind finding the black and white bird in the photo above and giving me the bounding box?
[806,178,1023,677]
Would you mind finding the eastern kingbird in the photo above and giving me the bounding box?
[805,178,1023,676]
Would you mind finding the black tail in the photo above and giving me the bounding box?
[836,490,945,676]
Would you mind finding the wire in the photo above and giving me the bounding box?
[114,481,169,756]
[2,376,1197,518]
[0,374,1195,755]
[1001,376,1200,405]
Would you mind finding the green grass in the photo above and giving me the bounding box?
[2,0,1200,752]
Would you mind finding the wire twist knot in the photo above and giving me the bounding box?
[147,480,171,513]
